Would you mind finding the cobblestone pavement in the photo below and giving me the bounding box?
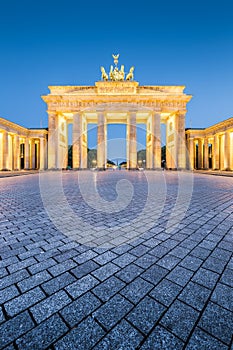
[0,171,232,350]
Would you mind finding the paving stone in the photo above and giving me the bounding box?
[42,272,76,295]
[218,240,233,253]
[198,302,233,345]
[7,257,37,273]
[65,275,99,299]
[16,314,68,350]
[210,248,232,262]
[211,283,233,311]
[149,245,169,258]
[48,259,77,277]
[130,244,150,257]
[192,268,219,289]
[54,249,79,262]
[143,238,161,248]
[220,268,233,287]
[191,246,211,260]
[1,344,15,350]
[178,281,211,311]
[73,249,98,264]
[160,300,199,341]
[140,325,184,350]
[134,253,158,269]
[0,285,19,304]
[60,292,101,327]
[127,296,166,334]
[227,257,233,270]
[93,294,133,330]
[17,270,52,292]
[36,248,60,262]
[160,239,179,250]
[30,290,72,323]
[93,319,143,350]
[150,278,182,306]
[0,311,34,348]
[199,239,218,250]
[54,316,105,350]
[120,277,153,304]
[71,260,99,279]
[91,262,120,281]
[167,265,193,286]
[5,287,46,317]
[111,243,132,255]
[202,256,227,274]
[112,252,136,268]
[0,256,19,269]
[142,264,168,285]
[115,263,143,283]
[179,255,203,271]
[0,307,5,324]
[157,254,181,270]
[28,258,57,274]
[93,251,118,265]
[18,248,44,260]
[186,327,229,350]
[0,269,30,290]
[92,276,125,302]
[180,238,197,249]
[1,247,27,259]
[170,246,190,259]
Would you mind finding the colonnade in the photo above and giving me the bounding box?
[186,119,233,170]
[47,109,187,170]
[0,118,48,171]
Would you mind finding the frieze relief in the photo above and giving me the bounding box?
[46,99,188,115]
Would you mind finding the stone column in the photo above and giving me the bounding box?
[152,112,161,169]
[146,118,152,169]
[213,134,219,170]
[203,138,209,169]
[97,112,106,169]
[24,138,30,169]
[230,133,233,171]
[73,113,82,169]
[177,112,186,169]
[81,118,88,169]
[127,112,137,169]
[40,138,45,170]
[13,135,20,170]
[31,139,35,169]
[48,112,58,169]
[197,139,203,169]
[188,137,194,170]
[2,131,9,170]
[224,131,230,170]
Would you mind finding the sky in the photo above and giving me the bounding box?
[0,0,233,159]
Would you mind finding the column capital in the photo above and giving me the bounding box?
[151,108,161,113]
[177,110,187,116]
[47,110,58,117]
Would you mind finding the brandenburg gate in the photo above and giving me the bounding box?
[42,55,192,170]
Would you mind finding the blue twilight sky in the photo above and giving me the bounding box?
[0,0,233,158]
